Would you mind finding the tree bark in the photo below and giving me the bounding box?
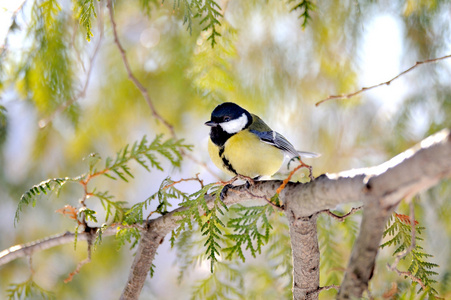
[0,229,116,266]
[337,196,392,299]
[338,129,451,299]
[285,212,320,300]
[120,226,164,300]
[2,129,450,300]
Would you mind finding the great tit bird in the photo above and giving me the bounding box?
[205,102,318,179]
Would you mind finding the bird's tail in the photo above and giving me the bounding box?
[297,151,321,158]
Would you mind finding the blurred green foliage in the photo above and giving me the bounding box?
[1,0,451,299]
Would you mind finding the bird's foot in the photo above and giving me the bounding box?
[220,183,233,201]
[237,174,255,189]
[219,175,256,201]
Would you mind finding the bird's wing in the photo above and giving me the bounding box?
[249,129,298,157]
[249,114,320,158]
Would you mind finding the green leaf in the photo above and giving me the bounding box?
[84,152,101,173]
[101,135,192,182]
[6,278,55,300]
[288,0,316,28]
[15,177,75,225]
[79,207,98,223]
[223,204,273,261]
[91,190,125,222]
[75,0,97,41]
[174,0,223,47]
[172,182,226,272]
[116,227,141,250]
[382,212,440,296]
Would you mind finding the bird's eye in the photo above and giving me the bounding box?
[224,116,230,122]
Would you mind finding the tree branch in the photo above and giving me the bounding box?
[336,193,393,299]
[121,129,450,300]
[106,0,175,137]
[0,228,118,266]
[337,129,451,299]
[2,130,450,299]
[105,0,221,179]
[285,213,320,300]
[315,54,451,106]
[317,206,363,221]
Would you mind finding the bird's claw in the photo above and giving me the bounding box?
[219,175,257,201]
[220,183,233,201]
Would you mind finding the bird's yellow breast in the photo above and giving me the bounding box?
[208,130,284,178]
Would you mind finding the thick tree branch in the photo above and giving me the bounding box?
[122,129,450,300]
[285,213,320,300]
[2,130,450,300]
[337,194,393,299]
[337,129,451,299]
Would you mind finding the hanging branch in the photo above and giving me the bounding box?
[106,0,175,137]
[315,54,451,106]
[105,0,220,179]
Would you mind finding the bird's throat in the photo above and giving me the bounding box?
[210,126,233,147]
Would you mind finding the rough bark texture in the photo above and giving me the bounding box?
[337,196,393,299]
[120,225,164,300]
[2,130,451,300]
[285,213,320,300]
[337,129,451,299]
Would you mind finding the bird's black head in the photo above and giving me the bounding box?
[205,102,252,146]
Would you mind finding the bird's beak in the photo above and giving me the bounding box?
[205,120,217,127]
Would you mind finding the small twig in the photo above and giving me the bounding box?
[318,205,363,221]
[0,0,28,57]
[28,255,35,276]
[163,173,204,189]
[64,236,93,283]
[77,168,112,225]
[244,189,283,210]
[389,267,427,290]
[106,0,175,137]
[276,158,313,195]
[316,53,451,106]
[382,282,398,299]
[306,284,340,296]
[216,174,253,187]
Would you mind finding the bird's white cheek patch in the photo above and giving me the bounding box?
[220,113,248,134]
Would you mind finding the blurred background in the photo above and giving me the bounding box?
[1,0,451,298]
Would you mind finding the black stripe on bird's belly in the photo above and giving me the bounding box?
[219,146,238,175]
